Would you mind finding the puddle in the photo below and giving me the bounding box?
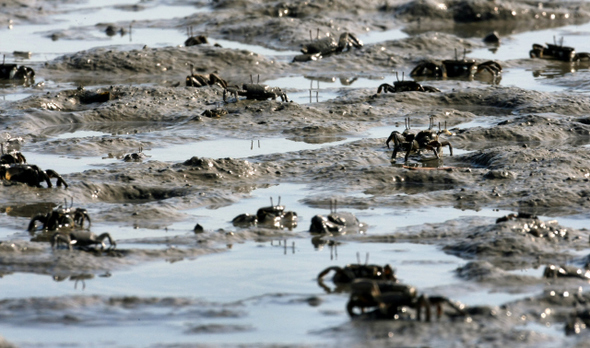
[212,38,299,57]
[53,1,208,25]
[0,1,206,61]
[16,122,473,175]
[0,240,462,346]
[0,93,33,102]
[541,212,590,230]
[359,27,408,45]
[268,68,578,100]
[454,289,532,307]
[175,183,513,235]
[515,321,566,339]
[0,241,461,300]
[21,152,117,175]
[148,136,351,161]
[470,22,590,62]
[55,130,108,139]
[501,68,585,93]
[266,75,395,90]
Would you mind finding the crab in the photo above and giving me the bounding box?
[318,258,396,284]
[201,107,228,118]
[0,57,35,81]
[232,196,298,229]
[186,64,228,88]
[184,26,208,46]
[223,75,288,102]
[387,117,453,161]
[530,37,590,62]
[105,25,126,37]
[346,279,465,320]
[410,49,502,80]
[309,199,366,234]
[28,199,91,232]
[123,147,149,162]
[385,117,416,158]
[543,264,590,280]
[51,231,116,251]
[495,212,537,223]
[0,143,26,164]
[0,164,67,188]
[377,72,440,94]
[566,309,590,335]
[295,30,363,62]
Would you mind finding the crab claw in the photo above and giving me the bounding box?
[46,169,68,188]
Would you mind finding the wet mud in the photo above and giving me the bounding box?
[3,0,590,346]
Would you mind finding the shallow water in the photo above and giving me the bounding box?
[3,1,203,62]
[470,21,590,61]
[2,0,590,347]
[0,240,465,346]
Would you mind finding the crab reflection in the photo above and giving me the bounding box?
[0,202,55,218]
[269,239,296,255]
[304,76,359,87]
[311,236,340,260]
[532,61,590,79]
[52,272,111,290]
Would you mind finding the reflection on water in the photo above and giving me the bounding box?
[0,202,55,218]
[532,61,590,78]
[211,38,299,57]
[1,0,205,60]
[470,21,590,61]
[0,240,463,346]
[497,68,570,93]
[16,122,475,175]
[266,75,391,90]
[359,27,408,45]
[177,183,512,235]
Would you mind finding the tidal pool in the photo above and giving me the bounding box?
[2,0,590,347]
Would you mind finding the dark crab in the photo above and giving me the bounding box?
[566,309,590,335]
[385,117,416,158]
[201,107,228,118]
[411,49,501,80]
[309,199,366,234]
[0,164,67,188]
[0,143,26,164]
[377,72,440,94]
[123,147,149,162]
[0,56,35,81]
[530,37,590,62]
[186,64,228,88]
[387,117,453,161]
[28,198,91,232]
[224,75,288,102]
[184,26,208,47]
[543,264,590,280]
[232,196,298,230]
[318,259,396,285]
[51,231,116,251]
[294,31,363,62]
[346,279,465,320]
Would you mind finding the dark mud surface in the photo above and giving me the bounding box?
[2,0,590,347]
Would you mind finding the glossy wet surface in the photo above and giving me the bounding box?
[2,0,590,347]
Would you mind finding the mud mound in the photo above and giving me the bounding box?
[180,157,262,180]
[78,182,191,203]
[395,0,590,23]
[444,216,586,269]
[453,115,590,150]
[45,45,287,82]
[456,260,538,285]
[14,85,221,131]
